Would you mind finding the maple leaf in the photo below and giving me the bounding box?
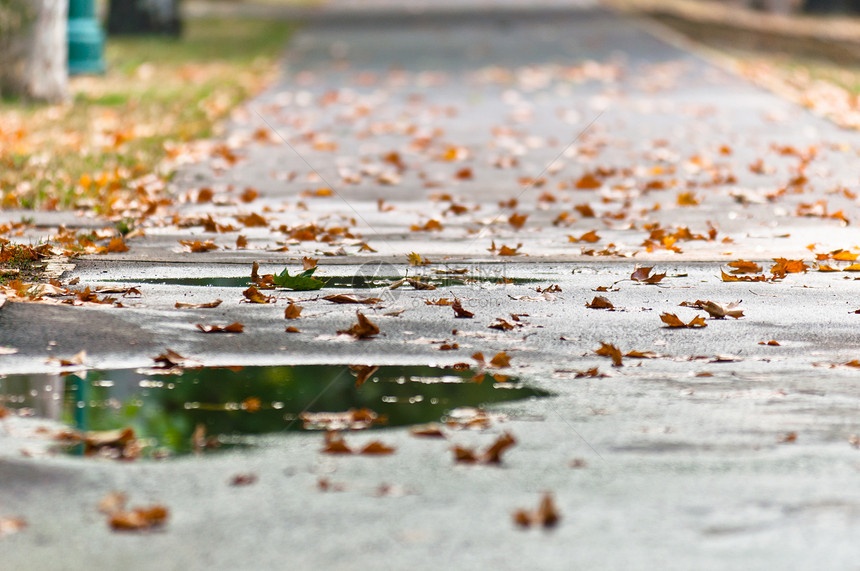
[595,342,623,366]
[496,243,522,256]
[284,303,302,319]
[408,252,430,266]
[660,313,707,328]
[586,296,614,309]
[770,258,808,276]
[630,267,666,284]
[452,299,474,318]
[196,322,244,333]
[338,311,380,339]
[272,267,324,290]
[106,237,129,253]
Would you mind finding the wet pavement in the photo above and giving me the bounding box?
[3,1,860,569]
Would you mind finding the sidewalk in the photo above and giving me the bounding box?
[3,2,860,568]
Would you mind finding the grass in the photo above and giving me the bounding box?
[0,18,293,213]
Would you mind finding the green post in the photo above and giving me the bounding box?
[68,0,105,75]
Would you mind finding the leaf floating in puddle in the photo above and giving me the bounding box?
[513,493,560,530]
[196,322,244,334]
[351,365,379,389]
[174,299,222,309]
[338,311,380,339]
[272,267,324,291]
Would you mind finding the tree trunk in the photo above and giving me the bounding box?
[0,0,68,103]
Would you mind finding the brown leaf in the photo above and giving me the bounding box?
[337,311,380,339]
[196,322,244,333]
[488,318,515,331]
[242,286,274,304]
[284,302,302,319]
[360,441,396,455]
[513,493,560,529]
[175,299,222,309]
[236,235,248,249]
[302,257,318,270]
[152,349,187,369]
[229,473,258,486]
[322,294,382,305]
[179,240,218,253]
[682,300,743,319]
[489,352,511,368]
[482,431,516,464]
[586,296,613,309]
[759,340,780,346]
[352,365,379,389]
[106,237,129,253]
[410,424,446,438]
[575,173,602,189]
[568,230,600,243]
[109,505,169,532]
[452,299,474,318]
[595,342,623,366]
[727,260,761,274]
[660,313,707,328]
[630,267,665,284]
[236,213,268,227]
[322,431,353,454]
[508,213,528,230]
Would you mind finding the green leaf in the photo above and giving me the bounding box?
[272,267,325,290]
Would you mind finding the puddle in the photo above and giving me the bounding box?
[0,365,548,457]
[103,275,540,289]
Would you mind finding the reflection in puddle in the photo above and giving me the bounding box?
[103,275,540,289]
[0,365,548,457]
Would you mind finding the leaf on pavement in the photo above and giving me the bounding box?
[323,294,382,305]
[680,300,743,319]
[196,322,244,333]
[453,431,516,465]
[595,342,623,366]
[660,313,707,328]
[489,352,511,368]
[243,285,274,304]
[179,239,218,253]
[175,299,222,309]
[513,492,560,529]
[338,311,379,339]
[452,299,474,318]
[108,504,169,532]
[586,296,614,309]
[284,302,302,319]
[631,266,665,284]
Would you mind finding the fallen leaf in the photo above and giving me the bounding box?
[759,340,780,346]
[179,240,218,253]
[360,441,396,455]
[352,365,379,388]
[488,318,515,331]
[322,431,353,454]
[452,299,474,318]
[109,505,169,532]
[272,267,324,291]
[727,260,762,274]
[660,313,707,328]
[410,424,446,438]
[229,473,258,486]
[174,299,222,309]
[284,303,302,319]
[338,311,380,339]
[453,431,516,465]
[513,493,560,529]
[586,296,613,309]
[152,349,187,369]
[631,267,666,284]
[569,230,600,243]
[680,300,743,319]
[322,294,382,305]
[243,285,274,304]
[489,352,511,368]
[196,322,244,333]
[595,342,623,366]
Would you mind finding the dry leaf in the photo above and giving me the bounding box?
[338,311,380,339]
[322,294,382,305]
[595,342,623,366]
[586,296,613,309]
[360,441,396,455]
[452,299,474,318]
[196,322,244,333]
[660,313,707,328]
[453,432,516,465]
[284,303,302,319]
[322,431,352,454]
[174,299,222,309]
[229,473,258,486]
[489,352,511,368]
[513,493,560,529]
[242,285,274,304]
[352,365,379,389]
[109,505,169,532]
[630,267,666,284]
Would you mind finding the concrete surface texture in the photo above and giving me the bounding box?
[3,1,860,569]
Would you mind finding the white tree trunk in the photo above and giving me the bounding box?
[0,0,68,103]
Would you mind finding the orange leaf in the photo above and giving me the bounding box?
[489,352,511,368]
[595,342,623,366]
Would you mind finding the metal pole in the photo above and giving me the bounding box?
[68,0,105,75]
